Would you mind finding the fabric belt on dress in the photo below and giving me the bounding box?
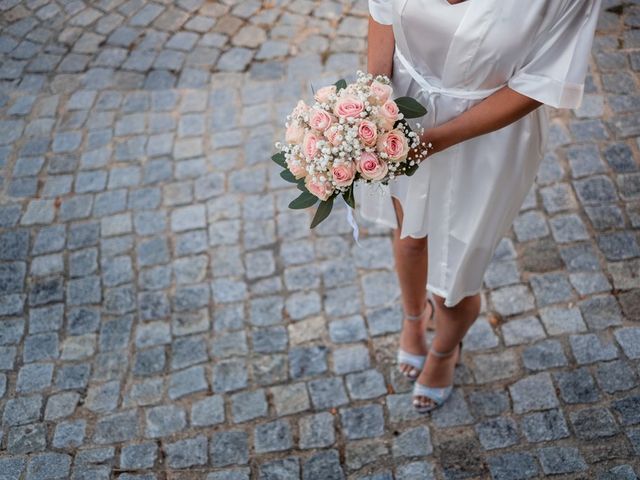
[345,49,508,246]
[394,48,507,100]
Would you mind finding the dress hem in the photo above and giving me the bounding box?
[427,283,484,308]
[390,193,429,240]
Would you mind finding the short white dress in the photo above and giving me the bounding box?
[355,0,602,307]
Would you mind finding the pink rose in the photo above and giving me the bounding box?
[357,120,378,147]
[378,99,400,130]
[302,132,319,159]
[331,161,356,187]
[334,95,364,119]
[377,129,410,162]
[291,100,309,118]
[314,85,336,104]
[309,108,334,132]
[287,159,307,179]
[370,80,393,104]
[356,152,388,181]
[306,176,333,201]
[285,122,304,144]
[324,125,342,146]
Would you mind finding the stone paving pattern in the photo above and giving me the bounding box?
[0,0,639,478]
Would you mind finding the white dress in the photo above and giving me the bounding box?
[356,0,602,307]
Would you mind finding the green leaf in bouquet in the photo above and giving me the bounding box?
[280,169,298,183]
[395,97,428,119]
[296,178,309,191]
[342,185,355,209]
[405,161,420,176]
[289,190,318,209]
[334,79,347,93]
[310,195,334,229]
[271,151,287,168]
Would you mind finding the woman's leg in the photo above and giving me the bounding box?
[391,196,433,377]
[413,292,481,407]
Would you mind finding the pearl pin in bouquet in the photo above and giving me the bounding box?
[272,71,430,229]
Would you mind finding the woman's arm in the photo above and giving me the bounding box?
[367,15,395,78]
[421,86,543,156]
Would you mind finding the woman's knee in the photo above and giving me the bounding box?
[431,292,480,312]
[394,235,427,255]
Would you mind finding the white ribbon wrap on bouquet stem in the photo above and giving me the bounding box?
[344,195,362,247]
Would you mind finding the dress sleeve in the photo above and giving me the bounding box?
[368,0,393,25]
[507,0,602,109]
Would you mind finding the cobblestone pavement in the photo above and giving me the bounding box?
[0,0,639,479]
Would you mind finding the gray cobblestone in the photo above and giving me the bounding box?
[85,380,119,413]
[8,423,47,454]
[165,435,208,468]
[487,452,539,480]
[44,392,79,420]
[254,419,293,453]
[290,345,327,379]
[614,327,640,359]
[554,367,600,404]
[17,363,54,393]
[521,408,570,443]
[523,339,568,371]
[93,409,138,444]
[395,462,434,480]
[612,395,640,426]
[579,294,624,330]
[191,395,225,427]
[475,416,518,450]
[271,382,310,416]
[345,369,386,400]
[168,365,207,399]
[472,349,520,384]
[570,407,619,439]
[211,430,249,467]
[340,404,385,440]
[308,376,349,409]
[570,333,619,364]
[145,405,186,438]
[502,316,545,346]
[596,359,637,393]
[510,373,559,413]
[332,344,370,375]
[121,442,157,470]
[212,358,248,392]
[328,315,367,344]
[302,449,344,480]
[26,453,71,480]
[52,419,86,448]
[538,446,587,475]
[231,389,268,423]
[392,425,432,459]
[299,411,335,449]
[3,394,42,426]
[258,457,299,479]
[490,285,535,317]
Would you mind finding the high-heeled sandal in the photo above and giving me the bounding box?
[412,341,463,414]
[397,297,435,381]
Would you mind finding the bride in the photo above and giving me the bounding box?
[359,0,602,412]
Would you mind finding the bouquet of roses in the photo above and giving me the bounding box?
[271,70,430,228]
